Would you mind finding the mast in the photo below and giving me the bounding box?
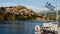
[56,0,58,22]
[44,8,47,20]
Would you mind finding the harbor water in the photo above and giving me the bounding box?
[0,20,56,34]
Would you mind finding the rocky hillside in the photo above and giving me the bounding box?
[0,5,42,20]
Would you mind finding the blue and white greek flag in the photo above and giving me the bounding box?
[45,2,55,11]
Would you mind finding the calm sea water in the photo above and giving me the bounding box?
[0,20,55,34]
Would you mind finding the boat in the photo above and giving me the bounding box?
[41,22,60,34]
[35,0,60,34]
[41,0,60,34]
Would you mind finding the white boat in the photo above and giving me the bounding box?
[42,22,60,34]
[41,0,60,34]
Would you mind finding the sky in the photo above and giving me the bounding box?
[0,0,60,12]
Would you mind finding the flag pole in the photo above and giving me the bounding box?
[56,0,58,22]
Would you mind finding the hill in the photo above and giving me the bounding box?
[0,5,42,20]
[39,10,60,20]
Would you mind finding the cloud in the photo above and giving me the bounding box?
[58,4,60,10]
[0,2,48,12]
[22,4,60,13]
[0,2,17,7]
[21,4,48,12]
[0,2,60,13]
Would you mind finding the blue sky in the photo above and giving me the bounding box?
[0,0,60,12]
